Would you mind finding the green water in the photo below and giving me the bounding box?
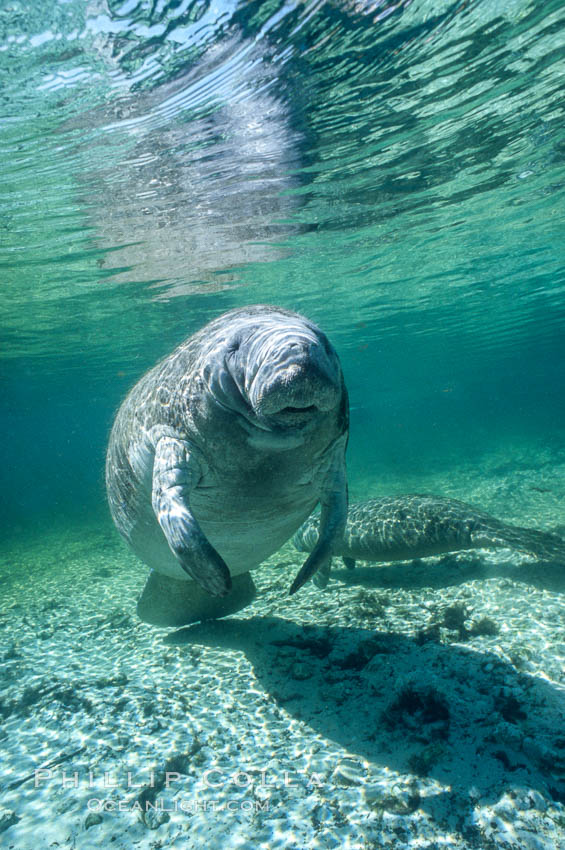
[2,0,565,543]
[1,4,565,843]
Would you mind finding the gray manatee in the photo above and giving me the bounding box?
[106,305,348,626]
[294,494,565,583]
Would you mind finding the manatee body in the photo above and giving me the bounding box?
[294,494,565,576]
[106,305,348,626]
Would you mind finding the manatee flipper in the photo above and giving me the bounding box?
[152,436,232,597]
[289,436,348,595]
[342,557,356,569]
[137,570,257,627]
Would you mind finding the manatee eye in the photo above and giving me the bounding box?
[226,337,241,357]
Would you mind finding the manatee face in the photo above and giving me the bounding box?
[201,311,343,438]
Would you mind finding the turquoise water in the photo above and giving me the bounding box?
[1,1,565,847]
[2,0,564,536]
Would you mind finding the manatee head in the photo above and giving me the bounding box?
[202,307,344,435]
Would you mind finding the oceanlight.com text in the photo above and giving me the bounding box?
[87,797,270,814]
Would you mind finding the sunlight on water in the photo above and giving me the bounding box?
[1,0,564,529]
[1,1,565,848]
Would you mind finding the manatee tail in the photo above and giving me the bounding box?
[137,570,257,627]
[471,521,565,562]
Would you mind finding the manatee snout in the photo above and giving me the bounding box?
[252,342,341,421]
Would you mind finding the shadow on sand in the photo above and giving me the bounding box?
[327,553,565,594]
[164,612,565,814]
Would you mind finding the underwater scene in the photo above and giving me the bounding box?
[1,0,565,847]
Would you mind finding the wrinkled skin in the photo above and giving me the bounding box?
[294,494,565,579]
[106,305,348,625]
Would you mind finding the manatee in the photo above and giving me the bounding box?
[106,305,348,626]
[294,494,565,583]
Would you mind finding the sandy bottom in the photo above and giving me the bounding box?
[1,456,564,849]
